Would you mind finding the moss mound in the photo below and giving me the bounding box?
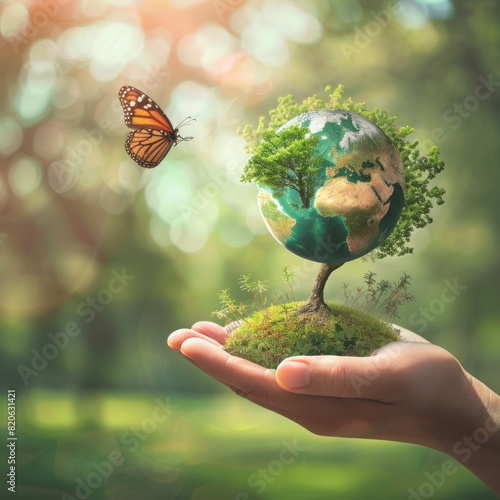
[225,302,400,369]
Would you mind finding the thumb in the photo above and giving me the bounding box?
[276,350,401,400]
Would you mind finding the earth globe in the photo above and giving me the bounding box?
[257,109,405,264]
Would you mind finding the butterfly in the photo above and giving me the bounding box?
[118,85,194,168]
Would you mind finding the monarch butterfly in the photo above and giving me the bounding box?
[118,85,194,168]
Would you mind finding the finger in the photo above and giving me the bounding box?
[180,337,268,379]
[167,328,222,351]
[178,337,283,404]
[276,341,428,400]
[191,321,230,344]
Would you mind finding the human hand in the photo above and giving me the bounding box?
[168,322,500,493]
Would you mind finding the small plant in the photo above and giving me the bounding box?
[288,324,361,358]
[238,274,269,311]
[214,268,409,368]
[281,265,296,303]
[211,276,269,325]
[213,269,412,326]
[211,289,248,325]
[341,271,413,320]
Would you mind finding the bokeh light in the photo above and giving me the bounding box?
[8,156,42,197]
[0,115,23,156]
[0,3,29,38]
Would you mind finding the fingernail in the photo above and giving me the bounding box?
[277,361,310,389]
[179,339,194,359]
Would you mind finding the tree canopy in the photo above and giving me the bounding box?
[238,84,446,259]
[240,125,322,209]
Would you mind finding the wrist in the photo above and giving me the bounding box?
[436,373,500,493]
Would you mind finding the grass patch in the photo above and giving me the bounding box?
[225,301,400,368]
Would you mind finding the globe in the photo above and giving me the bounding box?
[257,109,405,264]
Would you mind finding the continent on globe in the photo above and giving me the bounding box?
[257,109,405,264]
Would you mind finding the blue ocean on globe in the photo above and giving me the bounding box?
[258,109,405,264]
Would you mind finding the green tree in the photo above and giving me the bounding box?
[241,125,322,209]
[239,84,446,313]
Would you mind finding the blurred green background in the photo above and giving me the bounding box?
[1,0,499,498]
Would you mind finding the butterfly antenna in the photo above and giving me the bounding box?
[177,116,196,129]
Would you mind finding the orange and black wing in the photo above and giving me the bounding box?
[125,129,176,169]
[119,85,175,133]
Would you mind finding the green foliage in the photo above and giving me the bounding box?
[288,323,361,357]
[341,270,413,320]
[238,84,446,259]
[240,125,323,209]
[212,275,269,324]
[225,301,400,368]
[281,265,296,302]
[214,267,414,326]
[215,269,404,366]
[239,274,268,311]
[211,289,248,324]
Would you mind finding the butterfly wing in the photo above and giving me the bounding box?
[125,129,176,169]
[119,85,175,133]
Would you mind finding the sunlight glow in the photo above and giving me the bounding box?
[57,21,145,81]
[169,216,210,253]
[0,3,28,38]
[0,116,23,157]
[15,84,51,123]
[9,156,42,197]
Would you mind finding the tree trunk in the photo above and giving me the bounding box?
[298,262,344,314]
[299,191,310,209]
